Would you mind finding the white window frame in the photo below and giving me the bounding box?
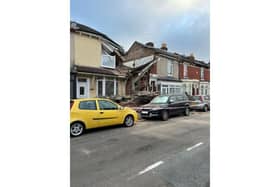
[101,49,116,69]
[200,67,204,80]
[96,77,117,97]
[184,64,188,78]
[167,60,173,76]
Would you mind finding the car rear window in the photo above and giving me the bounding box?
[79,100,97,110]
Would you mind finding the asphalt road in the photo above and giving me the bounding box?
[71,112,210,187]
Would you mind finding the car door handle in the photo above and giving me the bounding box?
[100,111,104,114]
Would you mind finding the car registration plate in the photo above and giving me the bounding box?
[141,111,148,114]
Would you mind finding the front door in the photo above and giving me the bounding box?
[77,78,89,98]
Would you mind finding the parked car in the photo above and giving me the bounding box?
[70,98,138,137]
[140,94,190,121]
[189,95,210,112]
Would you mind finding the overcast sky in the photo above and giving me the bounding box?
[71,0,209,62]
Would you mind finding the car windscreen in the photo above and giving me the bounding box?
[191,96,201,101]
[150,96,169,104]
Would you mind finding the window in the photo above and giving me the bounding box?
[167,60,173,76]
[184,64,188,78]
[169,96,176,102]
[150,96,169,104]
[176,95,185,101]
[98,100,118,110]
[201,67,204,80]
[78,78,87,82]
[105,78,114,97]
[79,100,97,110]
[79,87,85,95]
[96,77,117,97]
[205,85,208,95]
[161,85,168,95]
[102,54,116,68]
[201,85,204,95]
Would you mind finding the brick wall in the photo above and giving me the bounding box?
[150,63,157,74]
[188,66,201,80]
[124,42,154,61]
[179,63,184,79]
[204,69,210,81]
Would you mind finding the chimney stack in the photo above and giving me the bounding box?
[160,43,168,51]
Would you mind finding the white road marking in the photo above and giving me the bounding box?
[138,161,164,175]
[186,142,204,151]
[80,148,92,155]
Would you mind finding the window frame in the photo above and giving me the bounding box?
[79,100,97,110]
[98,100,118,110]
[200,67,204,80]
[183,64,188,78]
[167,60,174,76]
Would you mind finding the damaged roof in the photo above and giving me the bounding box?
[129,41,210,68]
[133,41,179,60]
[70,21,124,54]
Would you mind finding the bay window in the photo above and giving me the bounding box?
[96,77,118,97]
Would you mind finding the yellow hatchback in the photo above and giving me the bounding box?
[70,98,138,137]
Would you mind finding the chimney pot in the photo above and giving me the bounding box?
[160,43,168,51]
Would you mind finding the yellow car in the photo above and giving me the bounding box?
[70,98,138,137]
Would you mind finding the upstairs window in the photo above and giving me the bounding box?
[184,64,188,78]
[101,50,116,68]
[200,67,204,80]
[167,60,173,76]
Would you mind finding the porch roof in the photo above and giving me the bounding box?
[74,65,126,77]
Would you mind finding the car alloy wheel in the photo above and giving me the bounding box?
[203,105,208,112]
[70,122,84,137]
[161,110,169,121]
[124,115,134,127]
[184,107,190,116]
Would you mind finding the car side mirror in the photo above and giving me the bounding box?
[169,99,175,104]
[118,106,124,110]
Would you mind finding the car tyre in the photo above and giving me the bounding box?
[161,110,169,121]
[124,115,134,127]
[70,122,84,137]
[203,105,208,112]
[184,107,190,116]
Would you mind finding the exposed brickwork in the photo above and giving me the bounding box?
[124,42,154,62]
[179,63,184,79]
[188,65,201,79]
[150,63,157,74]
[204,69,210,81]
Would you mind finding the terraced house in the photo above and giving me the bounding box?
[70,22,210,99]
[123,41,183,95]
[70,21,127,99]
[122,41,210,96]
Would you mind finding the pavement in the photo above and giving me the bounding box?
[71,111,210,187]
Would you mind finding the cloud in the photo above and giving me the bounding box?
[71,0,209,61]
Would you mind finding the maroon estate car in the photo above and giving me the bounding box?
[140,94,190,121]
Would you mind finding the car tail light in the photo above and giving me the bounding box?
[70,101,74,110]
